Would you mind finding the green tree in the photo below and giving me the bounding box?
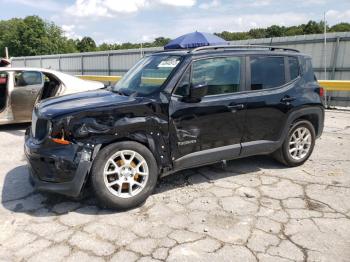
[0,18,24,56]
[1,16,350,57]
[98,37,171,52]
[153,37,171,46]
[329,23,350,32]
[63,39,79,53]
[76,37,96,52]
[214,20,350,41]
[99,43,114,51]
[0,15,78,57]
[248,28,267,39]
[302,21,325,34]
[285,26,304,36]
[215,31,250,41]
[266,25,285,38]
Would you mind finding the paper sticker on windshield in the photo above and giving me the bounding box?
[158,59,180,68]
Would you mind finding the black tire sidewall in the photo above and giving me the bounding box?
[91,141,158,210]
[282,120,316,167]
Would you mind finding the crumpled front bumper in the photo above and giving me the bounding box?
[24,128,93,197]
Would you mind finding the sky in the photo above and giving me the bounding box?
[1,0,350,44]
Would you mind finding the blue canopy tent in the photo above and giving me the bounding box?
[164,31,228,50]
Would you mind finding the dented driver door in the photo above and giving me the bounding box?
[169,56,247,169]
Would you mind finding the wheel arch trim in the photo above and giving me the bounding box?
[284,105,324,139]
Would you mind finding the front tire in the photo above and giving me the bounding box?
[91,141,158,210]
[273,120,316,167]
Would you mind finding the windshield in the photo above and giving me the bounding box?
[113,55,182,96]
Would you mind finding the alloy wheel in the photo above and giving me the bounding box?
[288,127,312,161]
[103,150,149,198]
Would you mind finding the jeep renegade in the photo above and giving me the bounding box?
[25,45,325,209]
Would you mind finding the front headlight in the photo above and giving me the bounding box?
[50,120,72,145]
[33,118,51,143]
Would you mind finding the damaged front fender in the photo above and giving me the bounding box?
[48,99,172,174]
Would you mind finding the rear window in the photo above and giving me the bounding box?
[250,56,286,90]
[301,58,316,83]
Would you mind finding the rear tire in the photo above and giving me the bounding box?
[91,141,158,210]
[273,120,315,167]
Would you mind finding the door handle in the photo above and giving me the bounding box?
[227,104,245,111]
[30,89,36,94]
[280,96,296,103]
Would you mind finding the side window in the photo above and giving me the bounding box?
[14,71,43,88]
[289,57,300,80]
[192,57,241,96]
[250,56,286,90]
[174,68,190,96]
[301,58,316,83]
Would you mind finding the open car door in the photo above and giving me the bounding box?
[11,71,44,121]
[0,72,8,113]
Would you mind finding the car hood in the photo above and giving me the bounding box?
[37,89,138,119]
[55,72,105,94]
[62,80,105,94]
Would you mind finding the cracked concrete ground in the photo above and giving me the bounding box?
[0,109,349,262]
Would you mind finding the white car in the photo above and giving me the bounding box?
[0,67,104,125]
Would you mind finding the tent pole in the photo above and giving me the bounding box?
[323,11,328,108]
[5,47,9,59]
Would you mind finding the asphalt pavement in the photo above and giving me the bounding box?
[0,110,349,262]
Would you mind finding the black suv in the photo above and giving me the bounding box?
[25,45,324,209]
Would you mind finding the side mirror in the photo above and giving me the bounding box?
[189,82,208,102]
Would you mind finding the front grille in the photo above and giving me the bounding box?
[31,110,49,142]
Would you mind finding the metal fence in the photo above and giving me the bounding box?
[11,32,350,106]
[11,47,163,76]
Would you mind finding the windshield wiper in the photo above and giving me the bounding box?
[113,89,128,96]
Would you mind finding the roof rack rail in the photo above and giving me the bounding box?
[189,45,300,53]
[152,49,189,54]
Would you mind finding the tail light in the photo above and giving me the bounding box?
[0,77,7,84]
[317,87,325,97]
